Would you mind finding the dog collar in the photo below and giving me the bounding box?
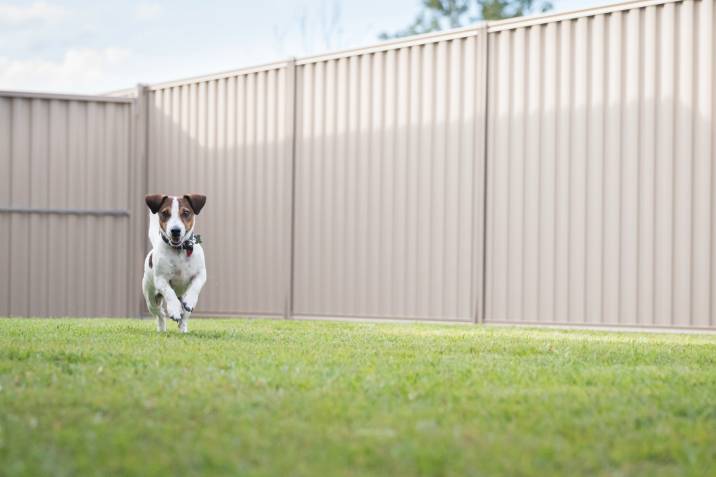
[161,233,202,257]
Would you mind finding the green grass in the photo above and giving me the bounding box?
[1,319,716,477]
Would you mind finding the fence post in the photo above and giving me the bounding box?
[284,59,298,320]
[473,24,490,325]
[129,84,150,318]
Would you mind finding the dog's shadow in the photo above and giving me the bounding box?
[122,323,235,341]
[179,329,233,340]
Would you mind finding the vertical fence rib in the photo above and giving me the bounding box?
[284,59,298,320]
[131,84,150,318]
[475,25,490,324]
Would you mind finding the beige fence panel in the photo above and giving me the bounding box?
[4,0,716,330]
[484,0,715,328]
[292,28,488,321]
[0,91,134,317]
[145,62,294,317]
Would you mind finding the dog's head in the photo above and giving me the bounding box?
[145,194,206,246]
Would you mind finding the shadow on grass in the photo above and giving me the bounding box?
[117,322,228,340]
[178,329,237,340]
[121,323,250,342]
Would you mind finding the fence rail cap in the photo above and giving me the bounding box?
[487,0,683,31]
[0,90,134,103]
[103,87,138,98]
[296,24,483,66]
[148,60,289,91]
[0,207,130,217]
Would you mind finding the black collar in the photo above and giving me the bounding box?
[161,233,202,256]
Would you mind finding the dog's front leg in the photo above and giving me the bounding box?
[180,269,207,313]
[154,276,183,324]
[178,311,191,333]
[178,269,206,334]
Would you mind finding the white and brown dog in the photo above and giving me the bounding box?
[142,194,207,333]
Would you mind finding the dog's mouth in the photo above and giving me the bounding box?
[162,230,184,246]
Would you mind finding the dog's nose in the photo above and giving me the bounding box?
[170,227,181,237]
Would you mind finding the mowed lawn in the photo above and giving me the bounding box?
[1,319,716,477]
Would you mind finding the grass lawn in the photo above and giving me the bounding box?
[1,319,716,476]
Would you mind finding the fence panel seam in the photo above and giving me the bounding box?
[285,59,298,320]
[477,25,490,325]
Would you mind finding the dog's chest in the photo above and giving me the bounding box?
[158,250,201,292]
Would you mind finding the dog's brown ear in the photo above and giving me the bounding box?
[145,194,168,214]
[184,194,206,215]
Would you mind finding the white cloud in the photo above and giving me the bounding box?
[134,3,162,20]
[0,48,131,93]
[0,2,66,27]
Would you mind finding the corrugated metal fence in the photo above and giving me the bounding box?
[0,91,137,317]
[1,0,714,330]
[292,28,487,322]
[485,0,715,328]
[145,63,294,317]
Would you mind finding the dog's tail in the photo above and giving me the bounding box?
[148,212,160,249]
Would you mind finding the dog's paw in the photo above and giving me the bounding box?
[166,300,183,322]
[180,294,197,313]
[179,299,193,313]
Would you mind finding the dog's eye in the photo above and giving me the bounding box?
[161,210,171,219]
[182,209,191,218]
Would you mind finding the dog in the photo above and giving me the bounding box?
[142,194,207,333]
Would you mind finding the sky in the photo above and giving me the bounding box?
[0,0,603,95]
